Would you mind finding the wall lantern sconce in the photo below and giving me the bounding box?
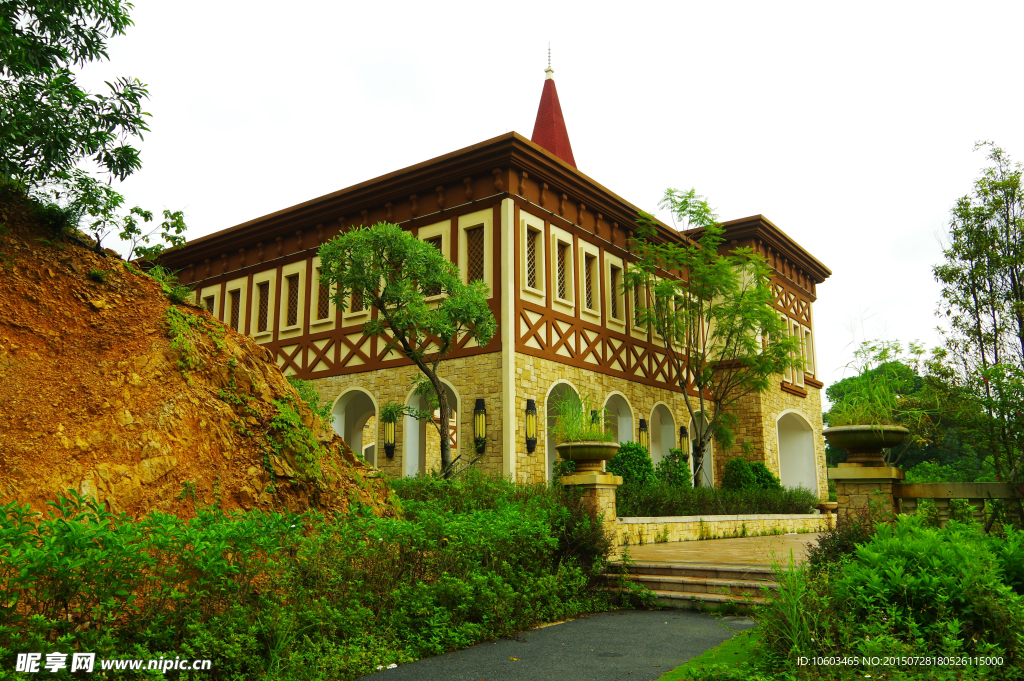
[473,399,487,454]
[525,399,538,453]
[383,419,396,459]
[679,425,688,451]
[638,419,649,450]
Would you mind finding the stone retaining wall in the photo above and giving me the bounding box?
[614,513,835,546]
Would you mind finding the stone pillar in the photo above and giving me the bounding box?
[560,466,623,526]
[828,464,904,523]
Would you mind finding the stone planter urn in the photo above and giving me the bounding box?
[555,441,622,526]
[823,425,909,467]
[825,425,908,523]
[555,441,621,473]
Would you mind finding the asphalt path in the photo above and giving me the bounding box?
[356,610,757,681]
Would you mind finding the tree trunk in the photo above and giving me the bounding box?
[430,373,453,478]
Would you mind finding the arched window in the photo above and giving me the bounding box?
[649,403,676,466]
[403,381,460,477]
[333,389,378,466]
[777,412,818,494]
[545,381,580,482]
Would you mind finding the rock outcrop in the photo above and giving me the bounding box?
[0,191,398,519]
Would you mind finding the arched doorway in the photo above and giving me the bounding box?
[649,403,676,466]
[603,393,634,445]
[404,381,459,477]
[546,381,580,482]
[777,412,817,494]
[332,388,378,466]
[688,412,714,487]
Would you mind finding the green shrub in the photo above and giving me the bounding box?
[287,376,332,424]
[30,199,78,238]
[806,503,885,574]
[147,264,193,304]
[721,457,782,491]
[87,267,107,283]
[655,447,693,488]
[617,481,818,517]
[391,469,612,575]
[749,462,782,490]
[759,514,1024,678]
[721,456,756,490]
[1,480,614,681]
[607,441,655,486]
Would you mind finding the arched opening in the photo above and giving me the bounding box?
[777,412,817,494]
[546,381,580,482]
[649,403,676,466]
[688,412,714,487]
[403,382,459,477]
[603,393,634,445]
[332,388,378,466]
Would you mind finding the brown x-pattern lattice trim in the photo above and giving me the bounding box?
[305,337,337,373]
[519,309,548,351]
[550,319,578,358]
[276,344,304,374]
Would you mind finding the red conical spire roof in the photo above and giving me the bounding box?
[531,61,576,168]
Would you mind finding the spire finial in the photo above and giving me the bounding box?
[545,43,554,80]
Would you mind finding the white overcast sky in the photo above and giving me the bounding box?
[77,0,1024,398]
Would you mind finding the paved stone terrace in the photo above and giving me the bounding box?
[613,532,821,567]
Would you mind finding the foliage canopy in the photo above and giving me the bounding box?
[626,188,804,483]
[0,0,187,261]
[317,222,497,476]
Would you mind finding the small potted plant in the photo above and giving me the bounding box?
[550,393,619,474]
[823,341,931,467]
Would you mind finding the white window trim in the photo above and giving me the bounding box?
[605,254,625,332]
[550,225,575,315]
[278,261,307,339]
[201,286,220,319]
[458,208,493,297]
[251,270,277,341]
[225,276,247,333]
[803,325,816,377]
[578,241,600,323]
[520,211,546,304]
[629,268,647,340]
[418,219,451,302]
[311,257,339,330]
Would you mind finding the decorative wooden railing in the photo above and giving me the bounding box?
[893,482,1023,528]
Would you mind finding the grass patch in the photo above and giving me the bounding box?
[658,629,765,680]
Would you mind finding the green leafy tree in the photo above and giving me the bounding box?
[318,222,497,478]
[934,142,1024,482]
[1,0,147,185]
[625,188,804,485]
[0,0,187,260]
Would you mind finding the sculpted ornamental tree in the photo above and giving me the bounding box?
[625,189,804,484]
[317,222,497,478]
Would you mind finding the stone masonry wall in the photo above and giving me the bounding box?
[311,352,504,478]
[512,352,693,484]
[727,383,827,500]
[615,513,834,546]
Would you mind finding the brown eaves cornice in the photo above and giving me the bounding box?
[161,132,690,269]
[688,215,832,284]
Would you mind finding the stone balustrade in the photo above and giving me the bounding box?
[893,482,1022,529]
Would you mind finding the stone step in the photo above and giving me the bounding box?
[607,560,779,583]
[646,588,769,610]
[605,573,778,598]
